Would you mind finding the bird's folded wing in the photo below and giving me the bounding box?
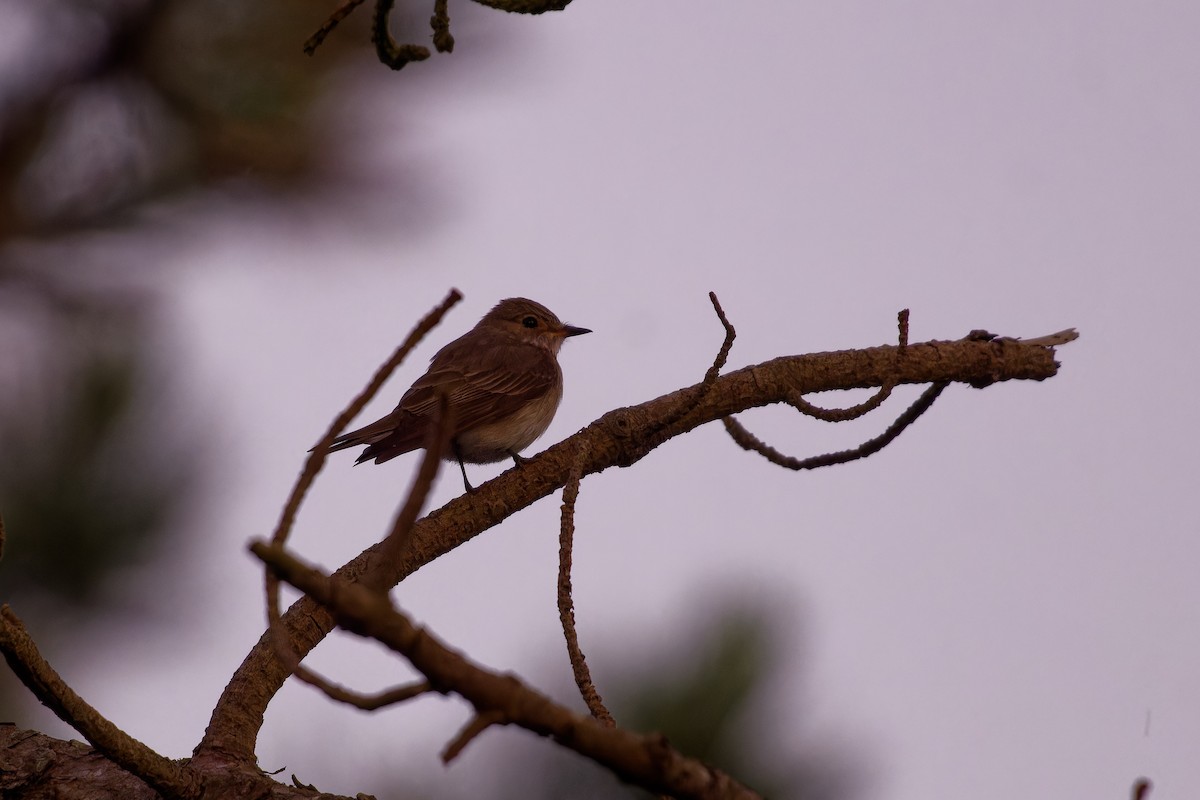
[402,346,558,432]
[326,339,558,461]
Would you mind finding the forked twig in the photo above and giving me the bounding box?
[268,389,455,708]
[651,292,736,437]
[264,289,460,627]
[702,292,737,385]
[723,308,937,468]
[557,442,614,726]
[724,381,948,470]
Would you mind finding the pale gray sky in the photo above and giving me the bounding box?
[39,2,1200,798]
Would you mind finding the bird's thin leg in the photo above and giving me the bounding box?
[453,443,477,494]
[508,450,528,467]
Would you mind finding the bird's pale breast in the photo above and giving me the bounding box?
[453,379,563,463]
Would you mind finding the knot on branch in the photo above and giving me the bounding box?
[597,407,644,466]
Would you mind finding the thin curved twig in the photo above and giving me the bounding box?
[376,392,455,572]
[291,674,433,711]
[303,0,368,55]
[442,711,503,763]
[724,381,949,470]
[557,442,613,726]
[0,606,201,798]
[372,0,432,69]
[650,291,736,437]
[786,308,910,422]
[264,289,461,627]
[269,389,455,708]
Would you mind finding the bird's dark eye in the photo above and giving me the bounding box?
[522,316,538,328]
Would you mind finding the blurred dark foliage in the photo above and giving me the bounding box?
[0,0,378,625]
[0,282,198,611]
[455,601,864,800]
[0,0,370,238]
[0,0,510,727]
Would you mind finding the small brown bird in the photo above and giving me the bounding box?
[328,297,590,491]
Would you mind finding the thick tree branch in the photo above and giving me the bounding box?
[197,328,1075,763]
[0,606,201,799]
[0,726,368,800]
[251,542,763,800]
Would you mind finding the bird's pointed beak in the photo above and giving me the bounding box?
[562,325,591,337]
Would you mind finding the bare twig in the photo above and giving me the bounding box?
[1132,777,1153,800]
[289,674,433,711]
[267,391,454,712]
[786,308,909,423]
[256,291,460,725]
[786,386,895,422]
[307,0,571,64]
[265,289,461,626]
[724,309,939,467]
[0,606,201,798]
[1008,328,1079,347]
[251,543,763,800]
[470,0,575,12]
[376,392,455,572]
[703,292,737,386]
[431,0,454,52]
[303,0,369,55]
[442,711,503,763]
[648,291,737,439]
[270,608,432,716]
[557,442,614,726]
[373,0,432,70]
[724,381,949,470]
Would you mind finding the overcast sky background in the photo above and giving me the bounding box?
[21,2,1200,798]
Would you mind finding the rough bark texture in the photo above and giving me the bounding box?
[0,727,161,800]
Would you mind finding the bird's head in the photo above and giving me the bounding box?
[481,297,591,354]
